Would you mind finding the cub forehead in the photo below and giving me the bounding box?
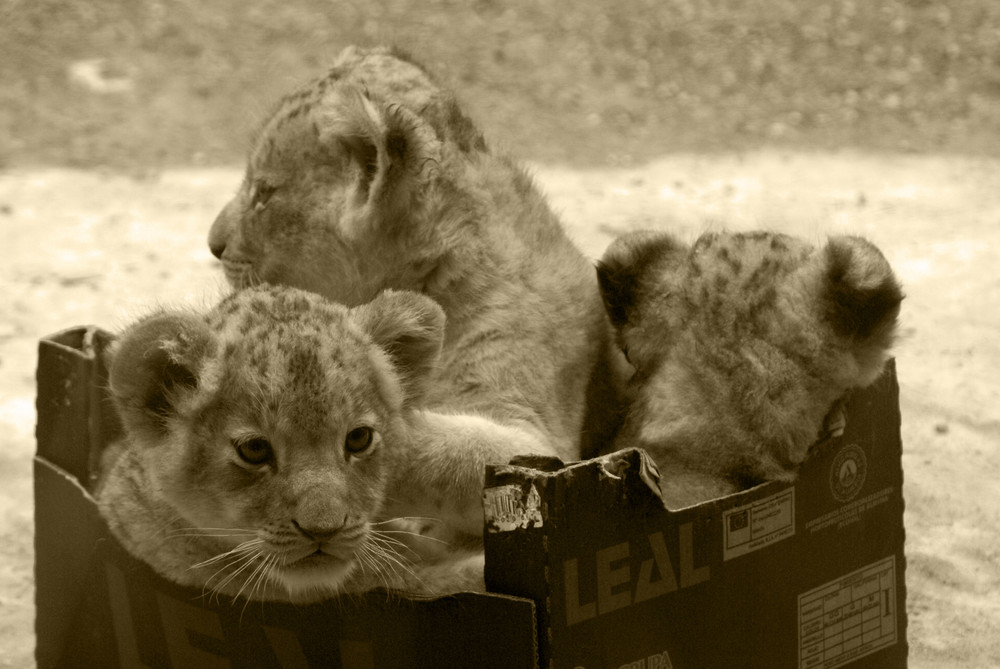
[623,231,821,341]
[674,232,814,304]
[688,232,812,277]
[330,46,437,102]
[251,47,437,164]
[209,286,345,337]
[203,287,385,406]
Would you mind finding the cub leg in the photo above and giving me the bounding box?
[382,412,553,538]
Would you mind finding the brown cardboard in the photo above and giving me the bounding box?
[483,362,908,669]
[34,326,538,669]
[35,325,907,668]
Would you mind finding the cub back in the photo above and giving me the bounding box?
[597,230,903,507]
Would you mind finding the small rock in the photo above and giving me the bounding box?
[68,58,134,94]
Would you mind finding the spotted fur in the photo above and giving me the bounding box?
[97,284,485,602]
[208,46,623,535]
[597,230,903,508]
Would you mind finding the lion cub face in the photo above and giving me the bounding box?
[598,231,902,504]
[106,284,444,601]
[208,45,480,307]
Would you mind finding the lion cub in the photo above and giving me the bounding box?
[97,284,482,602]
[597,230,903,508]
[207,46,622,536]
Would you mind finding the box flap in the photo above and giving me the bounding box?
[485,363,907,669]
[35,326,121,489]
[34,456,112,669]
[98,535,537,668]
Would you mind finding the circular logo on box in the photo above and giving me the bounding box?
[829,443,867,503]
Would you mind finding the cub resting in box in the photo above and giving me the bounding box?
[597,230,903,508]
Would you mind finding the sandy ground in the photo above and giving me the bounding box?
[1,152,998,667]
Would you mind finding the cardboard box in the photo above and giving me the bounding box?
[35,326,907,668]
[34,327,538,669]
[483,362,908,669]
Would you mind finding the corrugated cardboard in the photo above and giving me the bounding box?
[34,326,538,669]
[35,325,907,668]
[483,362,908,669]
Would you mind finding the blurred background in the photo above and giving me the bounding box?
[2,0,1000,169]
[3,3,1000,667]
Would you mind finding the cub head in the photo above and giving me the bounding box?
[597,230,902,502]
[106,284,444,601]
[208,45,485,307]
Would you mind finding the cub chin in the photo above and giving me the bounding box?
[597,230,903,509]
[97,284,483,602]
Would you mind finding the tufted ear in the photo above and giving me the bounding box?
[596,230,687,329]
[821,236,903,346]
[320,91,439,226]
[350,290,445,404]
[108,311,216,444]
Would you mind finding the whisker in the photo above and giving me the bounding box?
[375,530,451,546]
[205,547,265,599]
[357,544,396,591]
[367,531,412,551]
[236,555,270,621]
[353,548,383,585]
[235,553,275,612]
[168,526,257,535]
[198,549,260,604]
[370,516,443,527]
[190,539,264,570]
[364,540,419,581]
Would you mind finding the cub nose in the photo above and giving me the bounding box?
[293,518,347,543]
[209,238,225,260]
[208,203,233,259]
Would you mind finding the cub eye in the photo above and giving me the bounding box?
[251,182,277,210]
[233,436,274,465]
[345,427,374,455]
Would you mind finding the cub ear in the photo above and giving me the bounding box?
[108,311,215,443]
[596,230,687,329]
[350,290,445,403]
[320,91,439,223]
[821,235,904,348]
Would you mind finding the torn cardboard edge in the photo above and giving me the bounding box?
[35,325,907,668]
[34,326,538,669]
[483,361,908,669]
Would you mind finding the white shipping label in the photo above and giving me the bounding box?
[722,488,795,561]
[483,484,543,533]
[798,556,898,669]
